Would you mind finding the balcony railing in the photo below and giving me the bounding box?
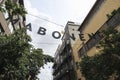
[107,13,120,28]
[54,65,74,80]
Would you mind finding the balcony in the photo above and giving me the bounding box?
[60,45,71,56]
[52,64,60,75]
[54,65,74,80]
[52,62,57,69]
[62,52,72,62]
[53,52,72,76]
[53,60,64,75]
[53,44,72,76]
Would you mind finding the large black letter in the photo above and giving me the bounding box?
[79,34,85,41]
[69,34,76,41]
[37,27,46,35]
[26,23,32,31]
[52,31,61,39]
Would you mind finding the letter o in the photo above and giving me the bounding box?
[52,31,61,39]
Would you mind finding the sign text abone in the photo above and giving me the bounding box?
[26,23,94,41]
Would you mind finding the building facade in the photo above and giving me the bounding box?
[53,0,120,80]
[73,0,120,79]
[0,0,26,35]
[52,21,80,80]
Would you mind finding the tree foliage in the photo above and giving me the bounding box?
[79,28,120,80]
[0,28,54,80]
[0,0,27,31]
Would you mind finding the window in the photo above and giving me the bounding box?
[78,31,103,57]
[78,47,85,57]
[107,13,120,28]
[76,62,79,69]
[86,31,103,50]
[86,38,96,50]
[0,23,4,34]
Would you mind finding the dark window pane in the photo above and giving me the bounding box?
[0,23,4,34]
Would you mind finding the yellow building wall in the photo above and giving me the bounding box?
[79,0,120,56]
[72,0,120,80]
[83,0,120,44]
[72,39,85,80]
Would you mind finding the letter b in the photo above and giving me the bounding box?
[37,27,46,35]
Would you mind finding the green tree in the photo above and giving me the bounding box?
[79,27,120,80]
[0,28,54,80]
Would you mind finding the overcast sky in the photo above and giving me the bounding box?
[24,0,96,80]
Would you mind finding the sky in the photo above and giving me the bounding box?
[24,0,96,80]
